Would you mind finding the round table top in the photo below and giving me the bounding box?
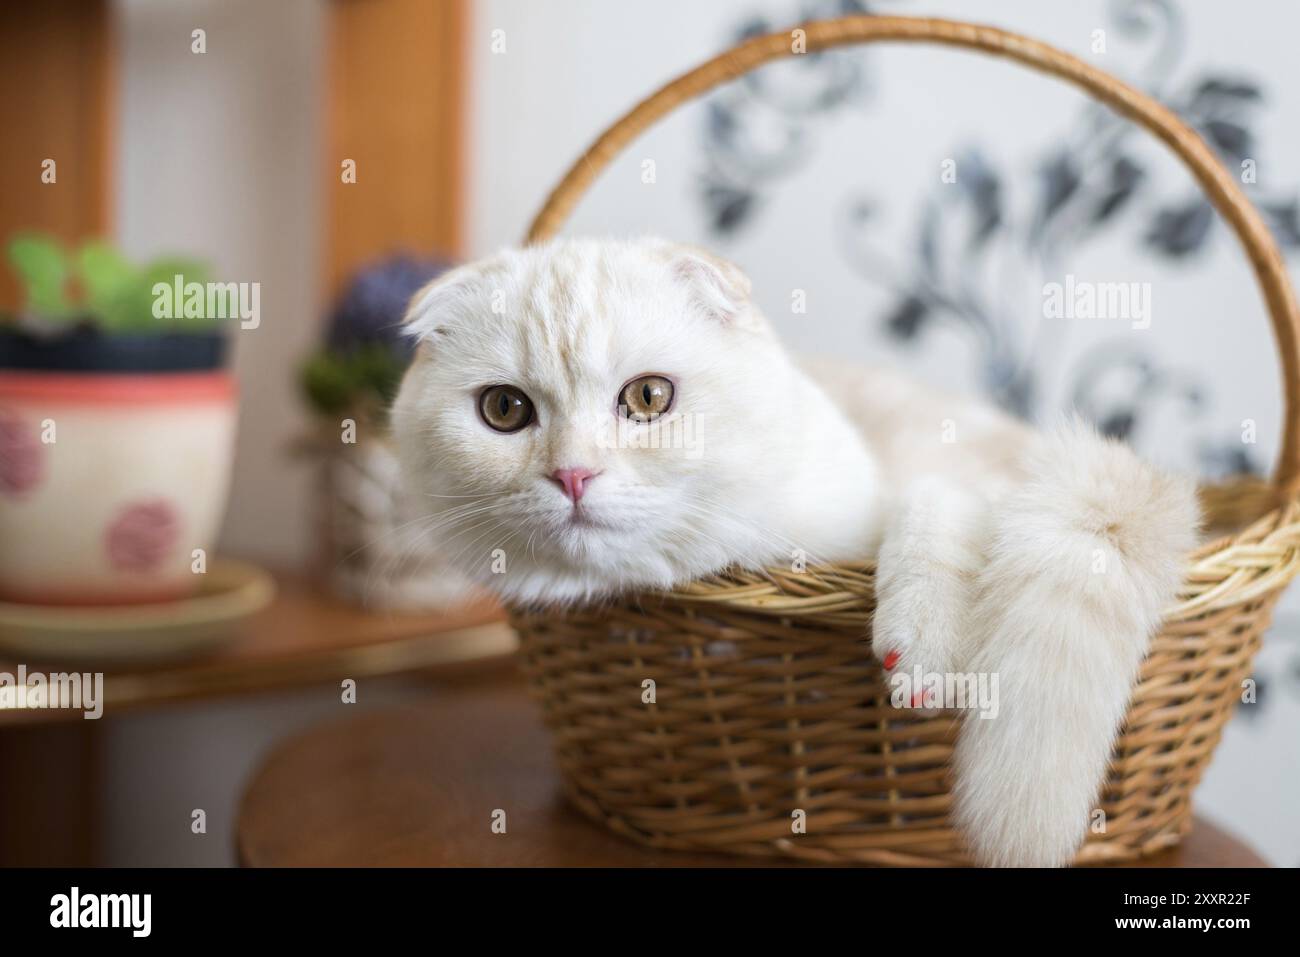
[237,672,1267,868]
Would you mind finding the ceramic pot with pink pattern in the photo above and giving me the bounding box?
[0,329,236,605]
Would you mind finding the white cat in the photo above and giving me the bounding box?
[391,237,1198,867]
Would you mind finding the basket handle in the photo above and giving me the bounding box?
[525,15,1300,497]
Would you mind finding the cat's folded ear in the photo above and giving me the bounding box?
[402,264,482,342]
[661,243,763,331]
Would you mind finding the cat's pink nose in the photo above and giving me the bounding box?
[550,467,598,503]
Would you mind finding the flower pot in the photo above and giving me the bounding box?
[0,329,236,605]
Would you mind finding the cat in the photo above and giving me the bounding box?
[390,236,1199,867]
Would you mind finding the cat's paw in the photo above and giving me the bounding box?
[871,559,970,707]
[870,475,987,709]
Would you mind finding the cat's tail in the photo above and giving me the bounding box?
[951,417,1198,867]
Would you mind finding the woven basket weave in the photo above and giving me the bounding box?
[508,16,1300,865]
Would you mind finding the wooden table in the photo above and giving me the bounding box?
[238,672,1268,868]
[0,574,513,865]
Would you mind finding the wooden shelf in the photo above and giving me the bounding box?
[0,574,513,726]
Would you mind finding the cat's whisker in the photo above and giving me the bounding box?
[439,515,519,579]
[346,498,513,603]
[672,499,844,592]
[675,497,824,563]
[355,501,509,603]
[687,497,840,570]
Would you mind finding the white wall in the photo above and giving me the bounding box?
[102,0,1299,866]
[115,0,325,569]
[468,0,1294,468]
[467,0,1300,864]
[107,0,328,866]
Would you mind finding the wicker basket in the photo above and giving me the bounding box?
[508,16,1300,865]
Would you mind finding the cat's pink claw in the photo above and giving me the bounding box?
[882,650,900,671]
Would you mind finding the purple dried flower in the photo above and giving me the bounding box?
[326,255,452,358]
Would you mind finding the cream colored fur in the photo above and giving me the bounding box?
[391,238,882,604]
[391,237,1199,867]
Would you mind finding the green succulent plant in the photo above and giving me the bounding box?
[4,233,214,333]
[299,254,444,426]
[300,343,406,424]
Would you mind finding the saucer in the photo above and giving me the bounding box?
[0,560,275,665]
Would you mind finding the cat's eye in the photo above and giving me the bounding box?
[479,385,535,433]
[620,375,675,421]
